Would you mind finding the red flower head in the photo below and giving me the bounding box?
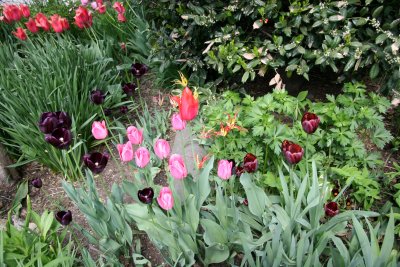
[301,112,320,134]
[35,13,51,31]
[50,15,64,33]
[19,4,30,18]
[3,5,22,22]
[12,27,27,40]
[117,13,126,22]
[113,2,125,13]
[74,6,93,28]
[243,153,258,173]
[324,202,339,217]
[60,17,70,30]
[282,140,304,164]
[179,86,199,121]
[96,0,106,14]
[26,18,39,33]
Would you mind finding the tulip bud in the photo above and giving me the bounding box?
[171,113,186,131]
[281,140,304,164]
[243,153,258,173]
[179,87,199,121]
[138,187,154,204]
[90,89,106,105]
[126,126,143,145]
[122,83,136,97]
[55,210,72,225]
[217,159,233,180]
[154,139,170,159]
[31,178,42,188]
[91,121,108,140]
[135,147,150,168]
[301,112,320,134]
[168,154,187,180]
[324,202,339,217]
[117,141,134,162]
[157,187,174,210]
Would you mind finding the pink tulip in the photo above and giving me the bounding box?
[171,113,186,131]
[157,187,174,210]
[91,120,108,139]
[117,141,133,162]
[154,139,170,159]
[117,13,126,22]
[135,147,150,168]
[217,159,233,180]
[168,154,187,179]
[81,0,89,5]
[90,1,98,9]
[127,126,143,145]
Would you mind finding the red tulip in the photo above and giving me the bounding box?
[35,13,51,31]
[26,18,39,33]
[60,18,70,30]
[50,15,64,33]
[113,2,125,13]
[301,112,320,134]
[324,202,339,217]
[3,5,22,22]
[74,6,93,29]
[117,13,126,22]
[282,140,304,164]
[19,4,30,18]
[179,87,199,121]
[243,153,258,173]
[12,27,27,40]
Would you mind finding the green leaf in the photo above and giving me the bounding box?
[369,63,379,79]
[372,6,383,18]
[297,91,308,101]
[352,215,372,267]
[242,71,250,83]
[284,43,296,51]
[240,173,268,217]
[204,244,230,265]
[195,156,213,210]
[329,15,345,21]
[375,33,388,44]
[376,212,395,265]
[200,219,227,245]
[344,58,356,72]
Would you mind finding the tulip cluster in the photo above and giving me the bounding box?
[39,112,73,149]
[112,1,126,22]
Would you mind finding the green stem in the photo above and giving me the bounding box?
[306,134,309,176]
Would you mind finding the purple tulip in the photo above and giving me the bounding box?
[131,63,148,78]
[324,202,339,217]
[282,140,304,164]
[83,152,109,174]
[243,153,258,173]
[138,187,154,204]
[90,89,106,105]
[122,83,136,97]
[45,128,72,149]
[55,210,72,225]
[31,178,42,188]
[120,106,128,114]
[39,111,71,133]
[301,112,320,134]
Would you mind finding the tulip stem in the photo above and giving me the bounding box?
[136,78,144,112]
[263,145,268,173]
[306,134,309,176]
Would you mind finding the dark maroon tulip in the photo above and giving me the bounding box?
[122,83,136,97]
[282,140,304,164]
[301,112,320,134]
[120,106,128,114]
[138,187,154,204]
[31,178,42,188]
[331,188,339,197]
[346,198,352,207]
[55,210,72,225]
[131,63,148,78]
[83,152,109,174]
[45,128,72,149]
[243,153,258,173]
[90,89,106,105]
[234,166,245,177]
[103,108,112,116]
[55,111,72,129]
[39,112,59,133]
[243,199,248,206]
[324,202,339,217]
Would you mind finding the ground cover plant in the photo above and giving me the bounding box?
[0,1,399,266]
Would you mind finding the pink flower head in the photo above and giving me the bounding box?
[3,5,22,22]
[134,147,150,168]
[157,187,174,210]
[117,13,126,22]
[171,113,186,131]
[113,2,125,13]
[12,27,27,40]
[35,13,51,31]
[81,0,89,6]
[60,17,70,30]
[154,139,170,159]
[90,1,98,9]
[26,18,38,33]
[50,14,64,33]
[126,126,143,145]
[19,4,30,18]
[74,6,92,28]
[117,141,133,162]
[96,0,106,14]
[217,159,233,180]
[91,120,108,139]
[168,154,187,180]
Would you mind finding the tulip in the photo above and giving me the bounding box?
[26,18,39,33]
[39,112,69,133]
[45,128,72,149]
[243,153,258,173]
[168,154,187,179]
[35,13,51,31]
[90,89,106,105]
[120,106,128,114]
[83,152,109,174]
[281,140,304,164]
[179,87,199,121]
[331,188,339,197]
[31,178,42,188]
[55,210,72,225]
[243,199,248,206]
[55,111,72,129]
[138,187,154,204]
[3,5,22,22]
[117,141,133,162]
[301,112,320,134]
[134,147,150,168]
[91,120,108,140]
[50,14,64,33]
[74,6,92,29]
[122,83,136,96]
[154,139,170,159]
[95,0,106,14]
[218,160,233,180]
[157,187,174,210]
[81,0,89,5]
[131,63,148,78]
[117,13,126,23]
[103,108,112,116]
[171,113,186,131]
[12,27,27,41]
[90,2,98,9]
[126,126,143,145]
[324,202,339,217]
[60,18,70,30]
[19,4,30,18]
[113,2,125,13]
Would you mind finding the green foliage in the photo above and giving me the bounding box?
[0,37,121,179]
[146,0,400,92]
[1,196,76,266]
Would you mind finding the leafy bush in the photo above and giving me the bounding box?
[1,196,76,266]
[146,0,400,92]
[0,37,121,179]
